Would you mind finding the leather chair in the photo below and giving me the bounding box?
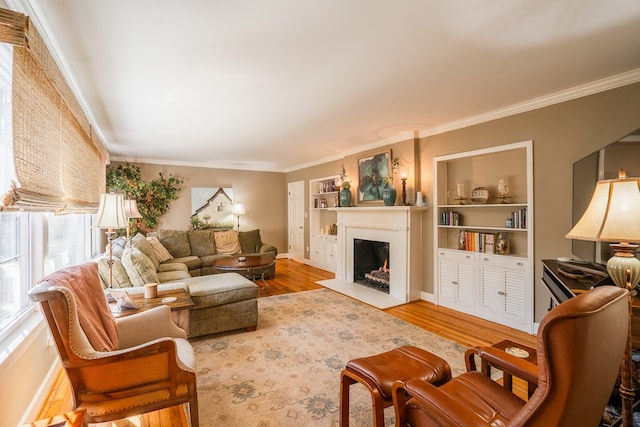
[29,262,199,426]
[392,285,629,426]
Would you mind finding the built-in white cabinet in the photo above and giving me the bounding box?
[310,234,338,272]
[437,249,477,309]
[434,141,533,333]
[309,176,339,273]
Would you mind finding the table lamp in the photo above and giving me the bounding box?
[232,202,245,230]
[94,193,127,288]
[124,199,142,239]
[566,169,640,427]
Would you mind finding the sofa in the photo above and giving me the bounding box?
[147,228,278,278]
[96,229,277,337]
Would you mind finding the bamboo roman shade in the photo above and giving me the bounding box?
[0,8,109,212]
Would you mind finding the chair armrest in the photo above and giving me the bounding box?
[116,305,186,349]
[393,379,489,427]
[466,346,538,386]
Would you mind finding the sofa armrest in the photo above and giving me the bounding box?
[259,243,278,256]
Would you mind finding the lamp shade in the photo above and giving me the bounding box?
[232,203,246,215]
[566,174,640,243]
[124,199,143,219]
[93,193,128,229]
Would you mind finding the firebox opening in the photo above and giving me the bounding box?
[353,238,390,294]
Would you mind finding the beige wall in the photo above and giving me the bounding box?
[123,162,288,253]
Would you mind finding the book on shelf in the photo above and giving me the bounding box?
[461,231,497,253]
[441,210,460,226]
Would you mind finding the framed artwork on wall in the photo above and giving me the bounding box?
[191,187,235,229]
[358,150,391,203]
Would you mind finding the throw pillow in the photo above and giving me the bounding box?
[214,229,241,254]
[146,236,174,263]
[130,233,159,268]
[188,230,217,256]
[121,247,159,288]
[239,229,262,253]
[148,230,191,258]
[97,256,133,288]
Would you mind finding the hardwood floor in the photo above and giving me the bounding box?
[35,258,536,425]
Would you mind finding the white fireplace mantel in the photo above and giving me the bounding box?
[320,206,427,308]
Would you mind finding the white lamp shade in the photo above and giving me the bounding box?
[232,203,246,215]
[124,199,143,218]
[566,177,640,243]
[93,193,128,229]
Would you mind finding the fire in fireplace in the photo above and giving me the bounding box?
[353,238,390,293]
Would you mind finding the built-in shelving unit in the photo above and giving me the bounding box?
[433,140,534,333]
[309,176,339,272]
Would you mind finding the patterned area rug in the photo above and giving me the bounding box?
[191,289,467,426]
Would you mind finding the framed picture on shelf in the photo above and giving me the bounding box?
[358,150,391,203]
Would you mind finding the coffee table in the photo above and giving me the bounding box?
[212,254,275,293]
[111,288,194,336]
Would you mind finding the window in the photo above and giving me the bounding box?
[45,214,94,275]
[0,212,30,331]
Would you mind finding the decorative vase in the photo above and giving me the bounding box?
[340,188,352,207]
[382,185,397,206]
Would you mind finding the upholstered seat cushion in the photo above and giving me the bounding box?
[186,273,258,308]
[168,255,201,271]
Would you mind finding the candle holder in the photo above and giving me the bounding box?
[401,177,408,205]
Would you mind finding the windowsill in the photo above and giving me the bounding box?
[0,307,44,370]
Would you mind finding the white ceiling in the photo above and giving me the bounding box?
[17,0,640,172]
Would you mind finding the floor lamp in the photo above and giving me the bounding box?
[566,169,640,427]
[124,199,143,238]
[94,193,128,288]
[232,202,245,230]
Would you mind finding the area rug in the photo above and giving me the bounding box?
[191,289,467,426]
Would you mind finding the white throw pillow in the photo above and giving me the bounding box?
[121,247,159,287]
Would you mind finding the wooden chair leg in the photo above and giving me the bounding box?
[340,370,356,426]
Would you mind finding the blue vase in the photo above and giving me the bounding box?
[340,188,352,207]
[383,185,397,206]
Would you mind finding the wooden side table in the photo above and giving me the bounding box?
[111,288,194,336]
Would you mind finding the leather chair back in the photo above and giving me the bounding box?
[512,285,628,426]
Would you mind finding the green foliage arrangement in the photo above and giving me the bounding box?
[106,163,183,235]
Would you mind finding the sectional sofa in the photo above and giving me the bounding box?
[96,229,278,337]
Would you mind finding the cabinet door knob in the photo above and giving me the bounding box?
[498,291,506,296]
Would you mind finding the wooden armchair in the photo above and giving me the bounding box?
[29,263,199,426]
[392,285,628,426]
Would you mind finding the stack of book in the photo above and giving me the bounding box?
[510,208,527,229]
[460,231,498,253]
[441,210,460,226]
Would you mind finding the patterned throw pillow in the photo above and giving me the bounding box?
[146,236,174,263]
[214,230,242,254]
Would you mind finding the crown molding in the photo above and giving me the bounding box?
[418,68,640,138]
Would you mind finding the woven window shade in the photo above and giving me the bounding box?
[8,45,66,211]
[0,9,109,212]
[0,9,26,47]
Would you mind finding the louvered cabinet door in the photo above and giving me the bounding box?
[437,249,477,309]
[479,255,530,330]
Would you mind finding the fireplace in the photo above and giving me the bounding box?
[319,206,425,308]
[353,238,390,293]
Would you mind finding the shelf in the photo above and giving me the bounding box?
[313,191,339,196]
[438,247,527,259]
[438,203,527,208]
[438,225,527,232]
